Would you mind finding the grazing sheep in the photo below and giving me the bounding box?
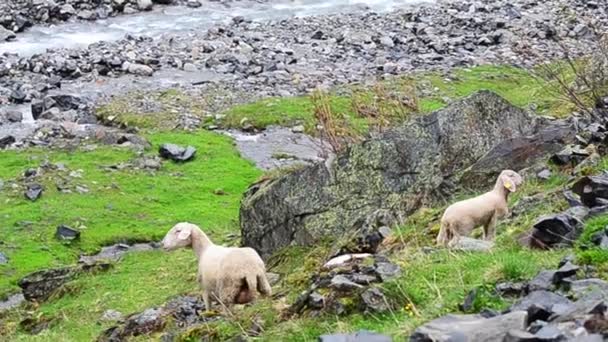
[437,170,523,246]
[161,222,271,310]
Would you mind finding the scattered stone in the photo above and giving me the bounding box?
[572,175,608,208]
[25,183,43,201]
[0,26,16,41]
[323,254,373,269]
[496,282,527,297]
[55,225,80,241]
[308,292,325,310]
[0,135,16,149]
[528,270,556,292]
[450,237,494,252]
[537,169,552,180]
[330,275,364,292]
[374,262,401,282]
[291,125,305,133]
[101,309,124,322]
[528,213,583,249]
[18,267,78,302]
[459,287,478,312]
[159,143,196,162]
[137,0,153,11]
[79,242,157,264]
[410,311,528,342]
[0,252,8,265]
[509,291,573,316]
[266,272,281,286]
[127,63,154,76]
[551,145,589,166]
[319,330,391,342]
[360,288,389,313]
[590,228,608,249]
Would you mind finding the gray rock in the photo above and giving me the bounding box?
[0,26,16,41]
[572,175,608,208]
[551,145,590,166]
[360,288,389,313]
[330,275,364,292]
[77,10,96,20]
[18,267,78,302]
[568,279,608,299]
[127,63,154,76]
[411,310,528,342]
[537,169,552,180]
[25,183,43,201]
[55,225,80,241]
[510,291,574,316]
[374,262,401,282]
[528,270,556,292]
[528,213,583,249]
[2,110,23,123]
[451,237,494,252]
[159,144,196,162]
[0,136,16,149]
[101,309,124,322]
[266,272,281,286]
[590,228,608,249]
[0,252,8,265]
[307,292,324,310]
[137,0,153,11]
[319,330,391,342]
[242,91,540,258]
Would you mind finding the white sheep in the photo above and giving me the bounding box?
[161,222,272,310]
[436,170,523,246]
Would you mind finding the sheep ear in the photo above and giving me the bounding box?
[502,176,516,192]
[177,229,191,240]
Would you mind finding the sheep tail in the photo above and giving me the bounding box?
[256,272,272,297]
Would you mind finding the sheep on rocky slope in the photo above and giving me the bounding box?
[437,170,523,246]
[161,222,271,310]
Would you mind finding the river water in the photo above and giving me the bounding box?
[0,0,432,57]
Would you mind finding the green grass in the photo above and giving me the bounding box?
[0,131,261,297]
[220,65,574,133]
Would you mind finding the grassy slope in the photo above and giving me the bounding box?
[222,65,574,131]
[1,64,605,341]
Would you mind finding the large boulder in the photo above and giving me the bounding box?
[241,91,550,258]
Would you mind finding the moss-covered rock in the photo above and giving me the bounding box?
[240,91,557,258]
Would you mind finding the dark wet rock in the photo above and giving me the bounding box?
[0,135,16,148]
[18,267,78,302]
[330,275,363,292]
[529,270,556,292]
[159,143,196,162]
[590,228,608,249]
[410,311,528,342]
[374,262,400,282]
[554,262,579,284]
[510,291,574,317]
[550,145,590,166]
[100,308,165,341]
[55,225,80,241]
[32,94,91,123]
[461,121,576,188]
[0,252,8,265]
[563,191,584,208]
[242,91,541,258]
[79,242,157,265]
[360,288,389,313]
[528,213,583,249]
[526,303,553,325]
[25,183,43,201]
[572,175,608,208]
[99,295,217,341]
[459,288,478,312]
[319,330,391,342]
[496,282,527,297]
[308,292,325,310]
[19,315,55,335]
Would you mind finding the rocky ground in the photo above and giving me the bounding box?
[0,0,606,144]
[1,0,608,341]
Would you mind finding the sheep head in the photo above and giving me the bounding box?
[496,170,523,193]
[162,222,197,251]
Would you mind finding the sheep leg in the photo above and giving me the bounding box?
[483,213,498,241]
[202,290,211,311]
[257,272,272,297]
